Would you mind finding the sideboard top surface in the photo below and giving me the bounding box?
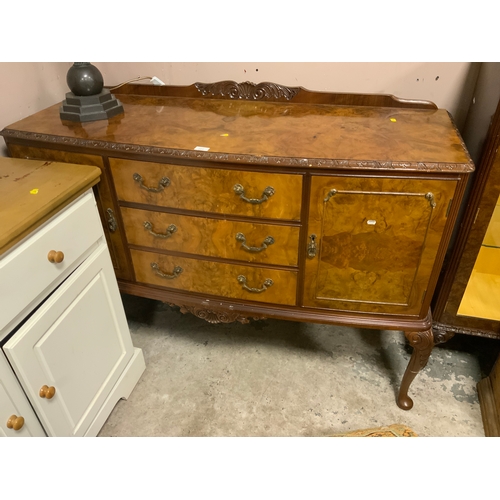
[2,93,473,172]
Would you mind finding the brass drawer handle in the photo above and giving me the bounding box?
[7,415,25,431]
[47,250,64,263]
[307,234,317,258]
[39,385,56,399]
[151,262,183,279]
[235,232,275,253]
[144,221,177,239]
[237,275,273,293]
[133,173,171,192]
[233,184,275,204]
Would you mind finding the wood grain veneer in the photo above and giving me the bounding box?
[110,158,303,220]
[121,207,300,267]
[130,249,297,306]
[3,91,472,173]
[304,175,458,315]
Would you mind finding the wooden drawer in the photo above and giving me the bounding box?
[121,207,300,266]
[130,249,298,306]
[0,191,103,332]
[110,158,303,220]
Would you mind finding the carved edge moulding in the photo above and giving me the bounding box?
[0,129,474,173]
[176,304,266,325]
[120,281,435,332]
[433,322,500,341]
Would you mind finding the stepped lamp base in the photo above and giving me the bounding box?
[60,89,124,122]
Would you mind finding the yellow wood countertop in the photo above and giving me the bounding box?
[0,157,101,255]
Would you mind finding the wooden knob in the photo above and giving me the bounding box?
[47,250,64,263]
[39,385,56,399]
[7,415,25,431]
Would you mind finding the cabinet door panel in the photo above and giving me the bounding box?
[304,176,457,315]
[3,244,134,437]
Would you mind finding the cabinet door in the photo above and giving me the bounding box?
[432,95,500,337]
[0,352,46,437]
[304,176,457,316]
[3,244,134,437]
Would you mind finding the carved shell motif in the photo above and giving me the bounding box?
[179,305,251,324]
[195,81,301,101]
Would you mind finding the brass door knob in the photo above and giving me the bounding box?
[39,385,56,399]
[47,250,64,263]
[7,415,25,431]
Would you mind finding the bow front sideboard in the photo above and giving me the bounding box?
[0,81,474,410]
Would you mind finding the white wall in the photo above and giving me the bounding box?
[0,62,480,156]
[0,63,71,126]
[97,62,479,122]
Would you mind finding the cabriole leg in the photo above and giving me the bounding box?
[397,328,435,410]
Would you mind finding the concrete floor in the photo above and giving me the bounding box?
[99,294,500,437]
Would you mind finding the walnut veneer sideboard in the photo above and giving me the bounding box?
[0,81,474,410]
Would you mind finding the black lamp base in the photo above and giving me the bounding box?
[60,89,124,122]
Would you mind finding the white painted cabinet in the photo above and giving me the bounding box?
[0,189,145,437]
[0,351,45,437]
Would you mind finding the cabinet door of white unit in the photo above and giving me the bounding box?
[0,353,46,437]
[3,243,134,437]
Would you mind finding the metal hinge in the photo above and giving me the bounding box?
[106,208,117,233]
[474,208,480,225]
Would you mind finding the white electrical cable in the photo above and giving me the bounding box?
[108,76,154,91]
